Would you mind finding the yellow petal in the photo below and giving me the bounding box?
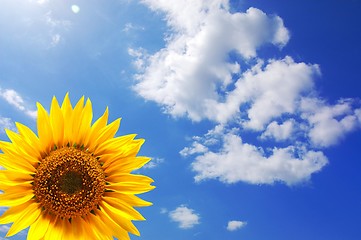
[84,107,109,149]
[27,213,51,240]
[68,96,85,144]
[103,156,150,174]
[97,209,130,240]
[103,197,145,221]
[102,139,145,164]
[36,102,53,153]
[75,98,93,144]
[106,176,155,194]
[0,188,34,206]
[5,129,40,163]
[94,134,136,156]
[0,170,33,187]
[50,96,64,147]
[0,147,35,173]
[15,122,42,159]
[100,201,140,236]
[103,191,152,207]
[44,216,62,240]
[70,216,100,240]
[6,202,40,237]
[84,215,113,240]
[0,170,33,183]
[89,118,120,152]
[70,217,86,240]
[106,173,154,185]
[61,93,73,145]
[0,180,32,192]
[78,217,95,240]
[60,218,75,240]
[0,202,36,224]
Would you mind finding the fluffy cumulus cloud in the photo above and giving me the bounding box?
[261,119,295,141]
[0,88,36,119]
[179,141,208,157]
[300,98,361,148]
[169,205,200,229]
[227,220,247,231]
[188,127,328,185]
[132,2,289,121]
[206,56,319,126]
[132,0,361,185]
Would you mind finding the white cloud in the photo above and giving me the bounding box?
[143,157,164,169]
[132,3,289,121]
[0,89,26,111]
[169,205,200,229]
[36,0,48,4]
[0,117,16,133]
[356,109,361,123]
[43,11,71,47]
[160,208,168,214]
[301,98,361,148]
[180,141,208,157]
[28,0,48,4]
[0,88,36,119]
[44,11,71,29]
[123,22,145,33]
[128,48,148,71]
[190,128,328,185]
[261,119,295,141]
[227,220,247,231]
[0,3,70,49]
[51,33,61,46]
[0,225,9,233]
[132,0,361,186]
[234,57,317,130]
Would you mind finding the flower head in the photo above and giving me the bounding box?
[0,94,155,239]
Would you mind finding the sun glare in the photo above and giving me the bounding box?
[71,5,80,14]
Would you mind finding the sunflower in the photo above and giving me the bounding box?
[0,94,155,239]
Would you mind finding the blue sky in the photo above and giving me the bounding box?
[0,0,361,239]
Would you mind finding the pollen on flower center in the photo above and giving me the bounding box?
[33,147,105,219]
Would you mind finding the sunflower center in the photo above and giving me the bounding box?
[59,171,83,194]
[33,147,105,219]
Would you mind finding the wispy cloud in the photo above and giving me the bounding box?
[0,88,36,119]
[44,11,71,47]
[27,0,49,4]
[160,208,168,214]
[123,22,145,33]
[132,0,361,185]
[169,205,200,229]
[180,141,208,157]
[227,220,247,231]
[143,157,164,169]
[0,225,9,233]
[12,3,71,48]
[0,117,16,133]
[50,33,61,47]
